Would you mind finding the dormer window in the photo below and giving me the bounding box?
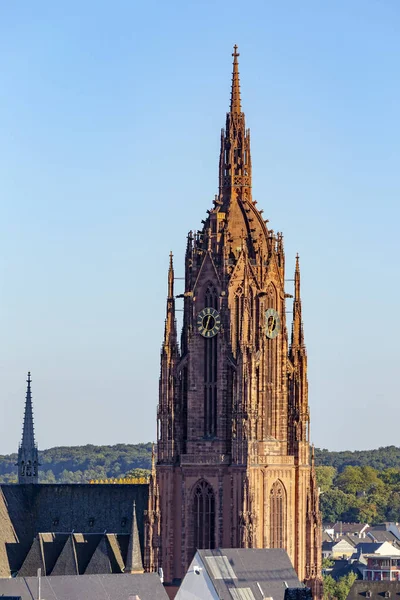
[366,591,371,598]
[121,518,127,527]
[385,592,391,598]
[89,518,95,527]
[52,518,59,526]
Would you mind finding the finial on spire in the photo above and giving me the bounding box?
[294,253,301,303]
[168,251,174,299]
[230,44,242,114]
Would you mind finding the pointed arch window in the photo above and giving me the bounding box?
[193,480,215,551]
[269,481,286,549]
[204,284,218,437]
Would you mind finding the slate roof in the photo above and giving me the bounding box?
[367,530,399,544]
[328,559,364,581]
[354,543,386,555]
[0,483,148,575]
[332,523,369,535]
[0,573,168,600]
[347,580,400,600]
[198,548,302,600]
[13,532,136,577]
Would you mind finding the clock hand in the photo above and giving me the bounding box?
[268,317,275,335]
[205,315,211,331]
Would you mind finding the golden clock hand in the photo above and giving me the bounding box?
[268,317,275,336]
[205,315,211,331]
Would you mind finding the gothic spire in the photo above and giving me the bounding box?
[21,372,35,450]
[125,501,144,573]
[291,254,304,350]
[230,44,242,114]
[168,251,174,299]
[18,371,39,484]
[163,252,178,354]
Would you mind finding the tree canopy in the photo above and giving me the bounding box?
[1,442,400,524]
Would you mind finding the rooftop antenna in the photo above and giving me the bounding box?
[37,567,41,600]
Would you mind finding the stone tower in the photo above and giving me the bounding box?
[17,371,39,484]
[148,47,322,594]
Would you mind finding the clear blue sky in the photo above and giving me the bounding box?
[1,1,399,454]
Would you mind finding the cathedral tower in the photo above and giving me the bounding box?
[17,372,39,484]
[149,47,322,593]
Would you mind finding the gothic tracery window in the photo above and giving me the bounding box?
[269,480,286,549]
[193,480,215,551]
[204,284,218,437]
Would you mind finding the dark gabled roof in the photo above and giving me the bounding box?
[323,541,334,551]
[367,531,399,544]
[73,533,103,574]
[0,573,169,600]
[84,536,112,575]
[354,542,384,554]
[333,523,369,535]
[329,560,363,581]
[17,537,44,577]
[347,580,400,600]
[0,483,148,574]
[51,534,78,576]
[198,548,301,600]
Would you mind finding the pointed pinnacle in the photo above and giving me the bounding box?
[151,443,156,474]
[125,500,144,573]
[230,44,242,114]
[294,254,301,303]
[22,371,36,450]
[168,251,174,299]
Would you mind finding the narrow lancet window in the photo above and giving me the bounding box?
[193,480,215,551]
[270,480,286,549]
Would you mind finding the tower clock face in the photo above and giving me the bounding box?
[265,308,281,339]
[197,307,221,338]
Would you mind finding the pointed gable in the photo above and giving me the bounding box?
[51,534,78,576]
[193,251,221,296]
[84,536,112,575]
[17,536,44,577]
[40,533,69,575]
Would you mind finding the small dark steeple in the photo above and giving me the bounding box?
[17,372,39,484]
[124,501,144,574]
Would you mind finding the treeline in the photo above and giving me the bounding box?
[1,442,400,524]
[314,446,400,524]
[315,446,400,472]
[0,443,152,484]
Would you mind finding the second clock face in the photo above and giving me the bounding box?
[197,307,221,338]
[265,308,281,339]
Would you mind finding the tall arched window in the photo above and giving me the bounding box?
[269,480,286,549]
[193,480,215,551]
[204,285,218,437]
